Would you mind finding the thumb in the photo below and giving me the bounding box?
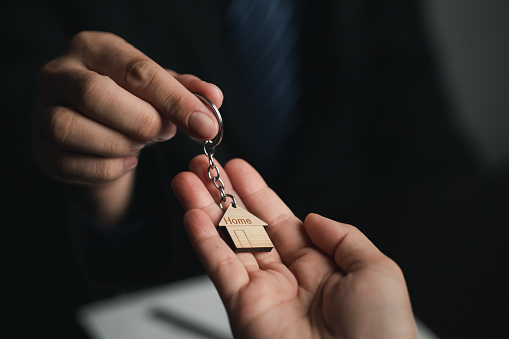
[304,213,386,273]
[169,71,224,140]
[160,73,223,141]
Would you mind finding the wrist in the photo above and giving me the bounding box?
[74,169,137,227]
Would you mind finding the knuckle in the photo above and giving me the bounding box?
[123,58,160,95]
[70,31,88,43]
[56,156,123,185]
[130,111,160,140]
[68,31,108,50]
[68,31,93,53]
[161,89,187,119]
[102,135,129,155]
[47,108,75,146]
[68,31,124,60]
[90,160,123,184]
[76,73,111,113]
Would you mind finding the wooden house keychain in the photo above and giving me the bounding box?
[192,94,273,252]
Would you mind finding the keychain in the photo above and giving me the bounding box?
[193,94,273,252]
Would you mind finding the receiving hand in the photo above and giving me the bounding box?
[172,156,417,339]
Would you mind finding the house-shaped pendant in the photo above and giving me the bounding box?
[218,204,273,252]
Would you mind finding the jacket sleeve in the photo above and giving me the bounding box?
[69,143,204,297]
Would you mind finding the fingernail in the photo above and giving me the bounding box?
[131,141,145,153]
[154,124,177,142]
[125,156,138,171]
[188,112,217,139]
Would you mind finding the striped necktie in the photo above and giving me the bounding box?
[226,0,301,168]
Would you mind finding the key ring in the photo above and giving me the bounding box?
[190,94,223,148]
[190,93,273,252]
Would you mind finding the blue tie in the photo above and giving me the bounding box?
[226,0,301,167]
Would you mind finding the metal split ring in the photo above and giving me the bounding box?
[190,94,223,148]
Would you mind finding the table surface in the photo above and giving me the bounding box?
[78,275,439,339]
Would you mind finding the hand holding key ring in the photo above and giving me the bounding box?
[190,93,223,148]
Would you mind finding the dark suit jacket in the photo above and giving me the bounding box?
[4,1,506,338]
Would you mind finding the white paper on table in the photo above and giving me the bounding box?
[77,275,233,339]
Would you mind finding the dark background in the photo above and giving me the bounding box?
[2,1,508,338]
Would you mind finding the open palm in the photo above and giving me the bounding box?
[172,156,416,339]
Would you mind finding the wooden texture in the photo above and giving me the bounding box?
[217,204,273,252]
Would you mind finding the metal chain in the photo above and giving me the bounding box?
[204,141,237,212]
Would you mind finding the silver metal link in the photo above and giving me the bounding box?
[219,194,237,212]
[207,164,220,181]
[212,177,224,190]
[203,127,237,212]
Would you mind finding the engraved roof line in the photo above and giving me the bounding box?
[218,204,268,227]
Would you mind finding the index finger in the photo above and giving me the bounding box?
[68,31,221,140]
[224,159,314,266]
